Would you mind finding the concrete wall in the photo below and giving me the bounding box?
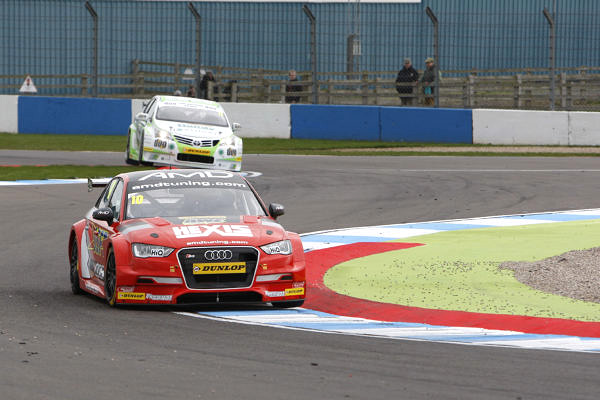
[0,95,18,134]
[220,103,290,139]
[3,95,600,146]
[473,109,600,146]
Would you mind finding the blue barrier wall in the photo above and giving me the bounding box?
[18,97,131,135]
[380,107,473,143]
[291,104,473,143]
[291,105,381,141]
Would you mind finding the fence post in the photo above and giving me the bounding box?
[464,74,475,108]
[231,81,238,102]
[81,75,89,96]
[543,7,556,110]
[361,72,369,105]
[303,4,318,104]
[374,77,381,105]
[280,83,286,103]
[514,74,522,109]
[188,2,202,99]
[425,6,439,108]
[560,72,567,109]
[85,1,98,97]
[174,63,180,94]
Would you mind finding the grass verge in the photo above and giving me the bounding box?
[2,132,583,155]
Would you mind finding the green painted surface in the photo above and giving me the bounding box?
[324,219,600,321]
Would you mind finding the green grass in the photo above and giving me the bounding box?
[3,132,598,157]
[1,132,467,153]
[0,165,153,180]
[0,133,128,151]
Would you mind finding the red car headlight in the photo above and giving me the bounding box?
[132,243,175,258]
[260,240,292,255]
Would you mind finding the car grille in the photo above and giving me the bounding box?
[177,247,259,289]
[173,135,219,147]
[177,153,214,164]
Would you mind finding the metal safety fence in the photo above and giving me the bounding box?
[1,0,599,111]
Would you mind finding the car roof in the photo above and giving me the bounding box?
[154,95,222,109]
[120,169,247,188]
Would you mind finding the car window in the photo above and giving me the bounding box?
[95,179,119,209]
[125,187,266,221]
[146,99,159,118]
[108,179,124,220]
[143,98,156,114]
[155,106,229,127]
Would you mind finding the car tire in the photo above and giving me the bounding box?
[104,248,118,307]
[272,300,304,309]
[125,132,139,166]
[138,131,154,167]
[69,236,83,295]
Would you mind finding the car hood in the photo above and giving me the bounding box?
[155,120,233,139]
[116,216,286,248]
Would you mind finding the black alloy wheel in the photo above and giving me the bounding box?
[69,237,83,295]
[125,131,139,165]
[104,249,118,306]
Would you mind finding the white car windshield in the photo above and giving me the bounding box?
[155,105,229,127]
[125,187,266,222]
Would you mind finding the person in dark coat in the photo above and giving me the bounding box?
[199,71,216,99]
[285,70,302,103]
[420,57,436,106]
[395,58,419,106]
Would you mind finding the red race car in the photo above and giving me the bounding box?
[68,169,306,307]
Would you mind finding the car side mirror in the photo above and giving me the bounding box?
[93,207,115,224]
[232,122,241,132]
[135,112,149,124]
[269,203,285,219]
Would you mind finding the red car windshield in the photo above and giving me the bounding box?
[125,187,266,222]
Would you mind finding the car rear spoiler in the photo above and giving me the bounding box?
[87,177,111,192]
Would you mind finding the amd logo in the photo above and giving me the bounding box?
[138,171,234,181]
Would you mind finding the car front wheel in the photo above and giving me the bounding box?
[125,132,139,165]
[69,236,83,295]
[104,249,118,306]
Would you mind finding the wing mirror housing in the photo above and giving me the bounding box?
[269,203,285,219]
[232,122,241,132]
[135,112,149,124]
[93,207,115,224]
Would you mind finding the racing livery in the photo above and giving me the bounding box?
[126,96,243,171]
[69,169,305,307]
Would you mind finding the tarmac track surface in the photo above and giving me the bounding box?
[2,153,600,399]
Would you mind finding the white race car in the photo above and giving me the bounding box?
[126,96,243,171]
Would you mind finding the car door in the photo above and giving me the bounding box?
[83,178,124,286]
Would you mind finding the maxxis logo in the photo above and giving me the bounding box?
[204,249,233,260]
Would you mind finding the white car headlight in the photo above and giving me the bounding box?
[132,243,174,258]
[155,130,172,140]
[260,240,292,255]
[220,135,239,147]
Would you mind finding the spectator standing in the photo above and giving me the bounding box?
[420,57,436,106]
[285,70,302,103]
[186,85,196,98]
[395,58,419,106]
[200,71,216,99]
